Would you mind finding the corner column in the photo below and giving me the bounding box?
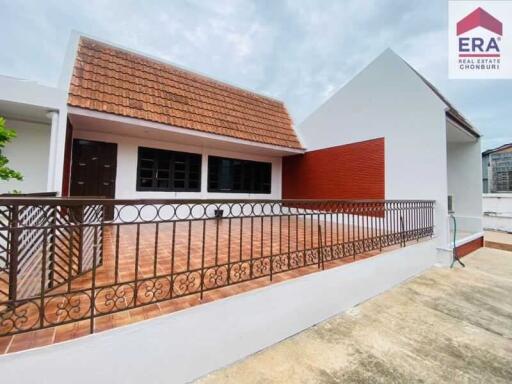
[46,109,68,194]
[46,111,59,192]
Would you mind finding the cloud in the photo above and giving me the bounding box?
[0,0,509,150]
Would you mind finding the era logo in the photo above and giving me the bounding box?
[459,37,500,53]
[457,7,502,57]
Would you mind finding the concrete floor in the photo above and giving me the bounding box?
[196,247,512,384]
[485,231,512,245]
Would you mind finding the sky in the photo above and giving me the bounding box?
[0,0,510,150]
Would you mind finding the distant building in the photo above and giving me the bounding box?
[482,143,512,193]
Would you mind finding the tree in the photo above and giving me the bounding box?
[0,117,22,181]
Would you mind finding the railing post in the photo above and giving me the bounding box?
[8,205,19,302]
[48,205,57,289]
[399,212,405,247]
[78,205,84,274]
[378,202,383,252]
[317,219,324,270]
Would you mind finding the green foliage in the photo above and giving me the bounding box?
[0,117,23,181]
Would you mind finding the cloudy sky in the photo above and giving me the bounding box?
[0,0,509,150]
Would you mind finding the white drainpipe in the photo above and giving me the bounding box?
[46,111,59,192]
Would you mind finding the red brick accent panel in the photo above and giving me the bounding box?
[456,236,484,258]
[282,138,385,200]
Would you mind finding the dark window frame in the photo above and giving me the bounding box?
[207,156,272,194]
[136,147,202,192]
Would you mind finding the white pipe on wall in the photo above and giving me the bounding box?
[45,111,59,192]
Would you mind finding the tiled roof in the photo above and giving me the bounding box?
[68,37,303,149]
[482,143,512,156]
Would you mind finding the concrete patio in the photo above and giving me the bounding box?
[197,246,512,383]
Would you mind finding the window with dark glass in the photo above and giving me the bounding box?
[208,156,271,193]
[137,147,201,191]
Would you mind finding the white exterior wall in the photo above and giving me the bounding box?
[0,119,51,193]
[0,75,67,194]
[297,50,449,245]
[0,76,65,111]
[0,239,437,384]
[447,141,483,233]
[73,130,283,200]
[483,193,512,232]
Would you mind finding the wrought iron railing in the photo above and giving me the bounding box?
[0,199,434,336]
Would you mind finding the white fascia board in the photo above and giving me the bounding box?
[58,31,81,92]
[446,115,480,140]
[68,107,305,155]
[0,76,66,111]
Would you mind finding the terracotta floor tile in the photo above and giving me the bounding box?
[54,320,91,343]
[0,336,12,354]
[7,328,55,353]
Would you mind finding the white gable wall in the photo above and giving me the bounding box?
[297,50,450,245]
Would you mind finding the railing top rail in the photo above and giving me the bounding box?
[0,197,436,206]
[0,192,58,197]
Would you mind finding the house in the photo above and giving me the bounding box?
[0,35,483,254]
[482,143,512,193]
[0,34,303,200]
[288,49,484,257]
[0,34,486,380]
[482,143,512,232]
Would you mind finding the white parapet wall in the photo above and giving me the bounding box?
[483,193,512,232]
[0,239,438,384]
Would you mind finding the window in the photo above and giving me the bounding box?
[208,156,271,193]
[137,147,201,191]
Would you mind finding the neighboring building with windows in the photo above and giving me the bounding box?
[482,143,512,193]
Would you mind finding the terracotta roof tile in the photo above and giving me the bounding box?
[68,37,303,149]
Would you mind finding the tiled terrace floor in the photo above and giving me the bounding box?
[0,217,416,354]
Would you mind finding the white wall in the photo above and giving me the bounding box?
[0,75,68,193]
[0,239,438,384]
[297,49,449,245]
[483,193,512,232]
[447,140,483,234]
[0,76,65,110]
[0,119,51,193]
[73,130,283,200]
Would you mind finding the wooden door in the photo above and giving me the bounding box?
[70,139,117,199]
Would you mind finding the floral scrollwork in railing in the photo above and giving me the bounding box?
[173,271,201,297]
[0,300,40,334]
[203,265,229,290]
[95,284,135,314]
[137,278,171,305]
[229,261,250,284]
[252,257,271,278]
[44,292,91,325]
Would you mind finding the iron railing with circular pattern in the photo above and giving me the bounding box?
[0,198,434,336]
